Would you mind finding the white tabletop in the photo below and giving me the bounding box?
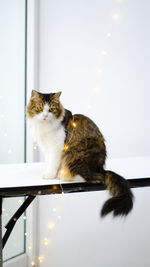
[0,157,150,188]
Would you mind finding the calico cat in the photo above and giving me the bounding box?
[27,90,133,217]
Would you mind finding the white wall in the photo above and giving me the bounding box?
[35,0,150,266]
[38,0,150,159]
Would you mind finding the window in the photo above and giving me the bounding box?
[0,0,27,263]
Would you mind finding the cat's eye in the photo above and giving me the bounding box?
[50,104,55,109]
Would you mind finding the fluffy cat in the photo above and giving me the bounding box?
[27,90,133,217]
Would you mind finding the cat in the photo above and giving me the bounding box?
[27,90,133,217]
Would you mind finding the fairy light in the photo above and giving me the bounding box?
[52,207,57,212]
[97,67,104,77]
[106,32,111,38]
[112,12,120,21]
[48,221,55,230]
[44,237,51,246]
[71,120,77,128]
[31,261,35,266]
[87,104,92,110]
[8,149,12,154]
[63,117,77,152]
[58,215,62,220]
[38,255,44,263]
[28,245,32,251]
[93,87,101,94]
[101,49,108,56]
[23,216,26,220]
[25,232,27,237]
[63,143,69,151]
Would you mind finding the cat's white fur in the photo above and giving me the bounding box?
[28,104,65,179]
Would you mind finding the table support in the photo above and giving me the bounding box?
[0,197,3,267]
[3,195,36,249]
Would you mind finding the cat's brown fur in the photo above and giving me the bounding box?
[59,110,133,217]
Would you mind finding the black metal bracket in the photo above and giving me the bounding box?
[2,195,36,249]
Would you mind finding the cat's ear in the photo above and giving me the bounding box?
[31,90,40,98]
[53,91,62,100]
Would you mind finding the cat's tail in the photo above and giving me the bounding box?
[97,170,134,217]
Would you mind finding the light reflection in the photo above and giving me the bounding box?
[112,12,120,21]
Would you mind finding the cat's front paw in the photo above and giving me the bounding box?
[43,171,57,180]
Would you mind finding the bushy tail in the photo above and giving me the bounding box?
[99,170,133,217]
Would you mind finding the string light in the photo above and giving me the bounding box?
[19,199,23,204]
[48,221,55,230]
[31,261,35,267]
[44,237,51,246]
[87,104,92,110]
[71,120,77,128]
[52,208,57,212]
[63,143,69,151]
[112,12,120,21]
[58,215,62,220]
[101,49,108,56]
[63,116,77,152]
[97,67,104,77]
[106,32,111,38]
[8,149,12,154]
[93,87,101,94]
[38,255,44,263]
[28,245,32,251]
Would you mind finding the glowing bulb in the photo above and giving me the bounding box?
[106,32,111,38]
[48,221,55,230]
[93,87,101,94]
[58,215,62,220]
[72,122,77,128]
[28,246,32,251]
[19,199,23,204]
[44,237,50,246]
[112,12,120,21]
[52,207,57,212]
[63,143,69,151]
[38,256,44,263]
[31,261,35,266]
[101,49,108,56]
[25,232,27,236]
[52,185,58,190]
[97,67,104,77]
[87,104,92,110]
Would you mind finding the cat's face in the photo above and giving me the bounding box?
[27,90,64,122]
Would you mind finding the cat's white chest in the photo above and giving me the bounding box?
[29,119,65,179]
[30,120,65,150]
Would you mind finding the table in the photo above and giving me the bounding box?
[0,158,150,266]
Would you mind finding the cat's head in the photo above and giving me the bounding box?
[27,90,64,122]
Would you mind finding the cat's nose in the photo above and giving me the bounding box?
[43,113,48,119]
